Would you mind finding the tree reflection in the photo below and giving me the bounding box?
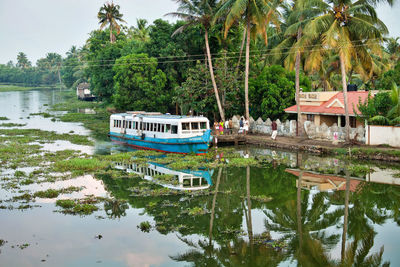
[104,198,129,219]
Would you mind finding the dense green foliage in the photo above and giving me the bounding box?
[357,84,400,126]
[249,65,311,120]
[1,0,399,122]
[113,54,167,112]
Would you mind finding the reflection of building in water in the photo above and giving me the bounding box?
[286,169,361,192]
[115,162,212,191]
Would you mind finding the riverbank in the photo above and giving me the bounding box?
[0,84,57,92]
[244,134,400,162]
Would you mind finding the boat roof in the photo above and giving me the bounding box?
[111,113,208,120]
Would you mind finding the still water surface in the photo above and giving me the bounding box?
[1,89,400,266]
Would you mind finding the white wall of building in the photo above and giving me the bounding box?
[366,125,400,147]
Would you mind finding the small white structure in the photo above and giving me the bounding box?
[76,82,95,101]
[366,125,400,148]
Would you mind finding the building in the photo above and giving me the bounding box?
[76,82,95,101]
[284,91,377,128]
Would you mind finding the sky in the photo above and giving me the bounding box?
[0,0,399,65]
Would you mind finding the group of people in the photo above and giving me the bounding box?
[213,119,233,135]
[213,117,278,140]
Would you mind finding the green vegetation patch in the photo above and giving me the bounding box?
[138,221,152,232]
[0,123,26,127]
[29,112,52,118]
[54,158,108,175]
[55,197,100,215]
[0,117,9,120]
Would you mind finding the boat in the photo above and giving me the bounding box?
[115,161,213,191]
[109,111,212,154]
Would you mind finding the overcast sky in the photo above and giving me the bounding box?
[0,0,399,65]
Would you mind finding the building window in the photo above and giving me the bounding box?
[306,114,314,122]
[350,117,357,128]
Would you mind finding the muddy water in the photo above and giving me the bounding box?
[1,89,400,266]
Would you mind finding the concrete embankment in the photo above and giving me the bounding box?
[214,133,400,163]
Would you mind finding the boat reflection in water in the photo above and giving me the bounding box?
[114,161,213,191]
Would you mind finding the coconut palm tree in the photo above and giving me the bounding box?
[216,0,281,121]
[167,0,225,121]
[130,19,150,43]
[303,0,391,141]
[97,1,126,43]
[16,52,31,69]
[274,0,326,135]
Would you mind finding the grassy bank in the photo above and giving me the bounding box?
[0,84,57,92]
[51,90,110,139]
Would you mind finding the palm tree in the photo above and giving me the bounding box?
[304,0,391,141]
[216,0,281,121]
[97,1,126,43]
[388,82,400,121]
[274,0,325,136]
[16,52,31,69]
[130,19,150,43]
[167,0,225,121]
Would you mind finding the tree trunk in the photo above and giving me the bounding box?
[341,169,350,262]
[246,165,253,243]
[295,27,303,136]
[339,52,350,142]
[235,27,247,75]
[245,19,251,121]
[297,170,303,249]
[110,26,114,43]
[209,167,222,247]
[205,29,225,122]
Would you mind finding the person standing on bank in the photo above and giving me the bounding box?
[271,120,278,140]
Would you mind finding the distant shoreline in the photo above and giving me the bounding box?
[0,84,58,92]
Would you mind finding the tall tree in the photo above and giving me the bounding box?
[304,0,391,141]
[274,0,325,135]
[129,19,150,43]
[97,1,126,43]
[217,0,281,121]
[16,52,31,69]
[167,0,226,121]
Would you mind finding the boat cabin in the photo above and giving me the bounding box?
[110,112,210,139]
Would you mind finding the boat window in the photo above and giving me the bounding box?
[128,121,132,129]
[133,121,136,129]
[191,122,199,130]
[182,123,190,131]
[123,120,125,128]
[157,123,160,132]
[161,124,164,133]
[165,124,170,133]
[171,125,178,134]
[200,122,207,129]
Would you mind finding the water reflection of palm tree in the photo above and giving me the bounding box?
[339,169,390,267]
[104,198,129,219]
[265,181,342,262]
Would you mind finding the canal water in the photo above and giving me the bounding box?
[1,89,400,266]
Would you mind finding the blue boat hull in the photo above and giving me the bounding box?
[109,130,212,154]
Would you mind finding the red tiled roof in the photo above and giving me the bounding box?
[285,91,370,116]
[286,169,361,192]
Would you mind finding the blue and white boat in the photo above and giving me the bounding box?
[115,161,213,191]
[109,111,212,154]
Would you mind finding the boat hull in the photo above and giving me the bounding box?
[109,130,212,155]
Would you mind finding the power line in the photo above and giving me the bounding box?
[58,36,385,65]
